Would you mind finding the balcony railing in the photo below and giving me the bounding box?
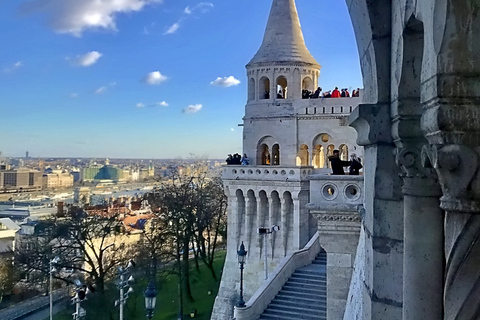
[222,165,314,182]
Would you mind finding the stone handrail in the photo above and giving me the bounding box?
[0,288,68,320]
[222,165,314,182]
[233,231,321,320]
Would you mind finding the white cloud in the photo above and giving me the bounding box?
[210,76,241,87]
[3,61,22,73]
[155,101,169,107]
[21,0,163,37]
[95,86,107,94]
[144,71,168,85]
[136,103,145,108]
[164,22,180,35]
[75,51,102,67]
[70,93,78,98]
[195,2,214,13]
[182,104,202,114]
[230,128,235,131]
[164,2,213,35]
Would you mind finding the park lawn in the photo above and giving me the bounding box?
[49,250,226,320]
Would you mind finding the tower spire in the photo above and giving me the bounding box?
[247,0,319,67]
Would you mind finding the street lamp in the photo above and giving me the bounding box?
[237,241,247,308]
[49,256,60,320]
[258,225,280,280]
[144,280,158,319]
[115,260,135,320]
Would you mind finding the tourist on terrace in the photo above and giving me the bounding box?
[349,154,362,175]
[241,154,249,165]
[331,87,341,98]
[312,87,322,98]
[328,150,352,175]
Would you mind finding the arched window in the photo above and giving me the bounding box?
[296,144,309,166]
[248,78,255,101]
[339,144,348,161]
[302,76,314,99]
[276,76,288,99]
[258,144,271,165]
[272,144,280,165]
[259,77,270,100]
[312,134,331,168]
[312,145,325,168]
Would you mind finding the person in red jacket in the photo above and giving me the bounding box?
[331,86,341,98]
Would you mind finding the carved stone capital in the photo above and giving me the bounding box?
[422,144,480,212]
[349,103,392,146]
[395,147,441,196]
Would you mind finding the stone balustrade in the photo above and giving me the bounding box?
[222,165,314,182]
[307,174,364,213]
[233,232,321,320]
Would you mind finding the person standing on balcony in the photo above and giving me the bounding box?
[329,149,351,175]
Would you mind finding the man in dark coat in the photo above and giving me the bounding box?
[329,150,351,175]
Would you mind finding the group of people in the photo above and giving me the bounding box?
[328,150,362,175]
[302,87,361,99]
[226,153,249,165]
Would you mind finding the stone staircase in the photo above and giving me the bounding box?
[258,250,327,320]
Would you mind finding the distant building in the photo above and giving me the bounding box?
[81,164,124,182]
[42,171,74,189]
[0,168,42,193]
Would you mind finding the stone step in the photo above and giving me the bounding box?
[281,285,326,298]
[286,279,327,289]
[269,299,327,312]
[261,307,326,320]
[290,274,326,283]
[268,302,326,315]
[275,293,326,306]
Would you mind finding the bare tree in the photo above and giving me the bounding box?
[15,211,136,294]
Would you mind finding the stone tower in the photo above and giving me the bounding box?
[211,1,362,319]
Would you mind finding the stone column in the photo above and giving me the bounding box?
[349,103,404,320]
[395,148,443,320]
[245,194,256,254]
[421,141,480,319]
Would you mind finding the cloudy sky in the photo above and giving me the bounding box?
[0,0,362,159]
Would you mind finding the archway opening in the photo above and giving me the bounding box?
[276,76,287,99]
[296,144,309,166]
[272,144,280,165]
[302,76,314,99]
[248,78,255,101]
[258,144,271,165]
[339,144,349,161]
[260,76,270,100]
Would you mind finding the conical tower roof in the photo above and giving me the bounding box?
[247,0,319,67]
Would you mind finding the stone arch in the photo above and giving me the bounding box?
[296,144,309,166]
[259,76,270,100]
[272,144,280,165]
[302,76,314,98]
[257,136,274,165]
[270,190,281,259]
[248,78,255,101]
[282,191,293,255]
[276,75,287,99]
[312,133,331,168]
[235,189,245,246]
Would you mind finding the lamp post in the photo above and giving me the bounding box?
[144,280,157,319]
[49,256,60,320]
[258,225,280,280]
[115,260,135,320]
[237,241,247,308]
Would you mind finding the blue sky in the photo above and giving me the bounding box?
[0,0,362,159]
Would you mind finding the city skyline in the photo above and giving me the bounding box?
[1,0,363,159]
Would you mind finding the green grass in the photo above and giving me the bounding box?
[50,251,226,320]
